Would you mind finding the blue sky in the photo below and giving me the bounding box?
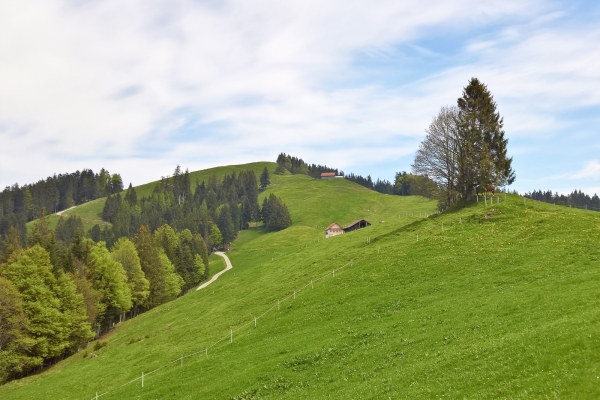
[1,0,599,195]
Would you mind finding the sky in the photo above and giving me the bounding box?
[1,0,599,195]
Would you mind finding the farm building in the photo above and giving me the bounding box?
[325,222,344,238]
[325,219,371,238]
[343,219,371,232]
[320,172,336,179]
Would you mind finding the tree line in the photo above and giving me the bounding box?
[524,189,600,211]
[0,168,124,242]
[275,153,339,177]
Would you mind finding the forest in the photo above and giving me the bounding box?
[0,168,123,242]
[0,166,291,384]
[524,189,600,211]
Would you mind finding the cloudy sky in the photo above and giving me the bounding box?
[1,0,599,194]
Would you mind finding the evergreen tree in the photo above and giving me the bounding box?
[55,215,84,245]
[124,183,138,206]
[456,78,515,199]
[134,225,170,308]
[1,226,23,264]
[217,204,235,246]
[263,194,292,231]
[260,167,270,189]
[87,224,102,242]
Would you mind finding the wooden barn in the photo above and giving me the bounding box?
[325,222,344,238]
[342,219,371,232]
[320,172,336,180]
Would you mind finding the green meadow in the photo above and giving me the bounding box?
[5,168,600,399]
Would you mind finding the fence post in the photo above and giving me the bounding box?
[181,355,183,367]
[142,371,144,388]
[294,291,296,299]
[311,280,313,289]
[332,270,335,278]
[206,347,208,359]
[230,329,232,343]
[254,317,257,328]
[350,259,353,266]
[278,299,280,310]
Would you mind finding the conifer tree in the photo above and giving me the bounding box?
[134,225,179,308]
[260,167,270,189]
[1,226,23,264]
[457,78,515,198]
[217,204,235,246]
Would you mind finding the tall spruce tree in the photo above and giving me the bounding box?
[456,78,515,199]
[260,167,270,190]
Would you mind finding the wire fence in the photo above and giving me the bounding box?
[87,195,596,399]
[88,259,354,400]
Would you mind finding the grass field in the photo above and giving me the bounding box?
[4,172,600,399]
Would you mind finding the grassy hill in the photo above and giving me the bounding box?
[5,171,600,399]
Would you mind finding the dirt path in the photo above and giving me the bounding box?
[196,251,232,291]
[56,206,76,216]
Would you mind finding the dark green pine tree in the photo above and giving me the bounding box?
[217,204,235,246]
[124,183,138,206]
[457,78,515,199]
[260,167,270,190]
[263,193,292,231]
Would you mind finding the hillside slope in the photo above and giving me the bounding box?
[4,182,600,398]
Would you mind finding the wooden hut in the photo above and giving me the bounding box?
[325,222,344,238]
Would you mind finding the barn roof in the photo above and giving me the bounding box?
[321,172,336,177]
[342,219,371,230]
[326,222,342,230]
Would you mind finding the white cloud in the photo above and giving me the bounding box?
[572,160,600,179]
[1,0,598,192]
